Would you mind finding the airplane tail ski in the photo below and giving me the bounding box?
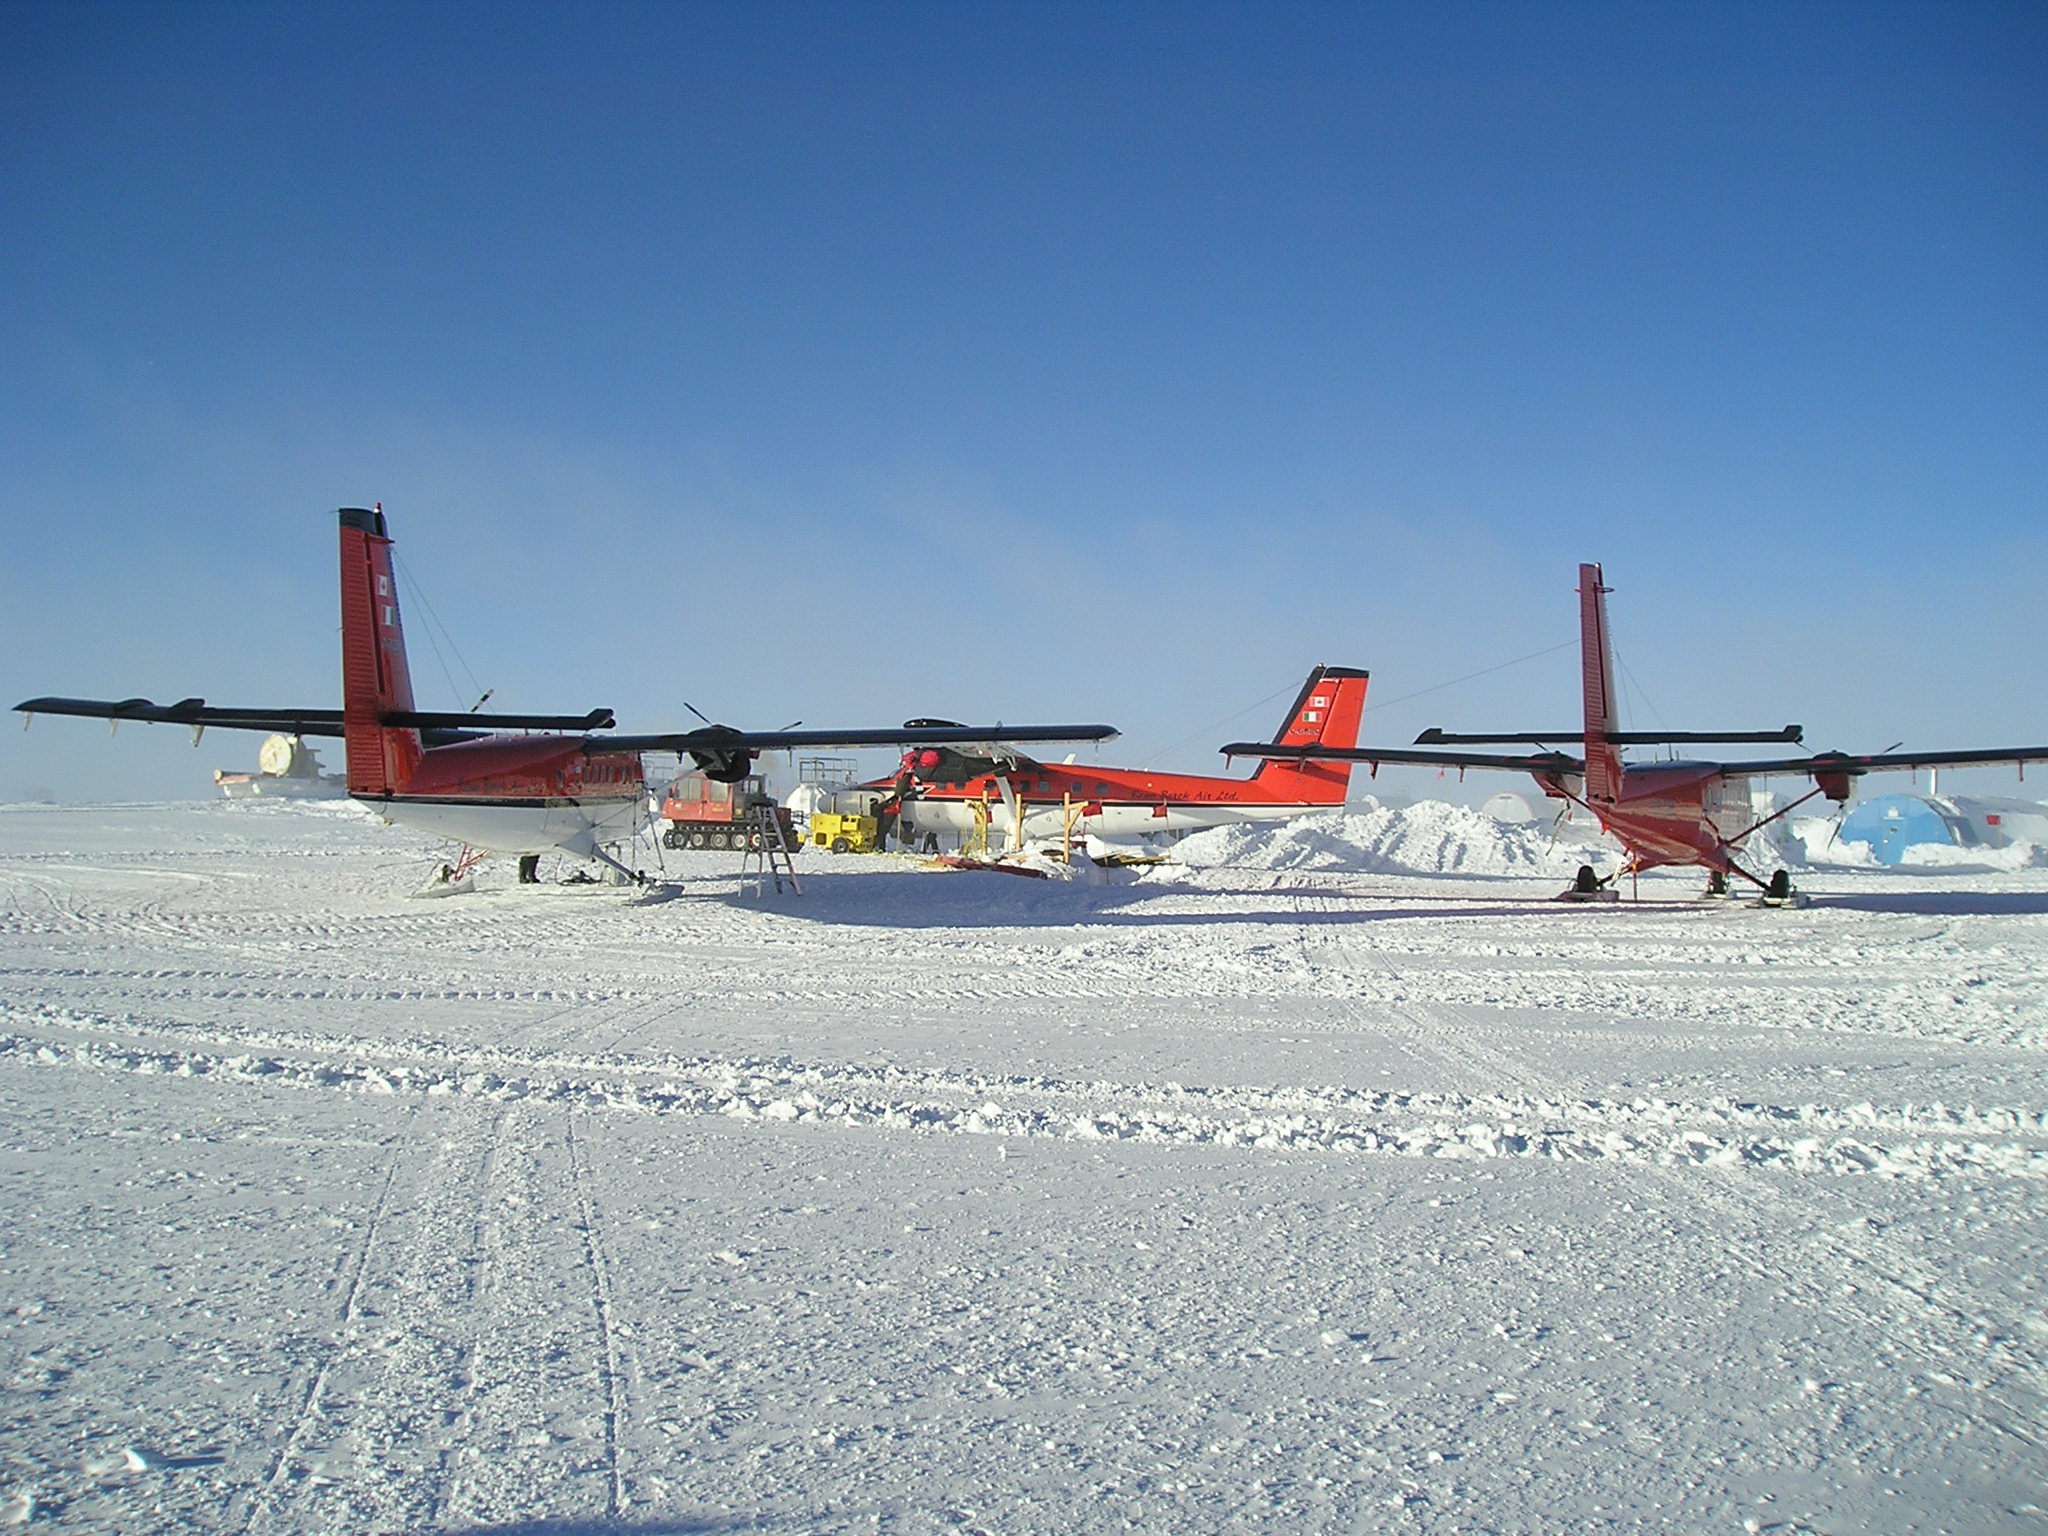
[1249,666,1370,803]
[338,506,423,797]
[1578,563,1622,802]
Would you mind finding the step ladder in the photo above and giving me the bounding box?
[740,798,801,897]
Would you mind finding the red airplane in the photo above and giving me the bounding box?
[879,666,1370,852]
[1223,564,2048,900]
[17,506,1117,880]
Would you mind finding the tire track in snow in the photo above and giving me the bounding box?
[437,1106,644,1525]
[1700,1139,2043,1436]
[499,989,683,1057]
[425,1104,508,1532]
[0,867,188,944]
[319,1100,500,1534]
[1648,1117,2048,1452]
[235,1098,517,1535]
[1278,885,2048,1050]
[241,1123,411,1536]
[1293,888,2048,1450]
[565,1112,629,1519]
[1390,998,1542,1093]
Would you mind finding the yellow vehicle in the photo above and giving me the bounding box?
[808,812,881,854]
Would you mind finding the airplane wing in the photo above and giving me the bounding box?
[604,721,1118,783]
[18,696,1114,758]
[15,697,347,737]
[1711,746,2048,783]
[602,723,1119,756]
[1225,738,2048,787]
[1220,740,1581,775]
[14,698,614,741]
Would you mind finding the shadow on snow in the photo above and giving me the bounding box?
[719,867,1657,931]
[716,865,2048,927]
[1806,889,2048,917]
[436,1516,782,1535]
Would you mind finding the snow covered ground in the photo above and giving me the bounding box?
[2,799,2044,1535]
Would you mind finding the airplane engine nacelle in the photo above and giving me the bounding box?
[687,726,756,783]
[692,753,754,784]
[1806,753,1856,803]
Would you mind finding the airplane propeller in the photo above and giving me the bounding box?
[1544,803,1572,854]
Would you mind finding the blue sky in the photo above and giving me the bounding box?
[3,1,2044,804]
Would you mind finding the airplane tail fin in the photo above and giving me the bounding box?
[338,506,423,797]
[1578,563,1622,802]
[1249,666,1370,803]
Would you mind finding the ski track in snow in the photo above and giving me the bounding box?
[1295,892,2048,1454]
[4,1008,2045,1184]
[3,801,2047,1534]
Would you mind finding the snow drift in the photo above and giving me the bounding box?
[1165,800,1615,878]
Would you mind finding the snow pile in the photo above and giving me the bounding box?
[1793,817,2048,871]
[1791,818,1875,867]
[217,794,383,825]
[1167,801,1602,877]
[1897,838,2048,871]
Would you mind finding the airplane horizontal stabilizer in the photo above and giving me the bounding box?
[385,709,617,733]
[1220,740,1579,775]
[1417,727,1803,746]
